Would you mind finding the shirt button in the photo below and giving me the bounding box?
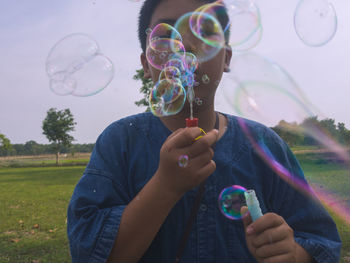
[200,204,207,212]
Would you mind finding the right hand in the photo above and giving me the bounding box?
[155,127,218,197]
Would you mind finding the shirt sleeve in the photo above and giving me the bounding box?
[261,128,342,263]
[67,122,131,263]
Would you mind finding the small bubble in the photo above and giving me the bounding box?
[178,155,189,168]
[145,28,152,35]
[218,185,248,220]
[195,97,203,106]
[93,189,96,193]
[202,74,210,84]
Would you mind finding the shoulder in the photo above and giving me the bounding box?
[87,112,158,174]
[224,113,284,147]
[97,112,156,143]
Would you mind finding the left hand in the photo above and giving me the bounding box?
[241,206,297,263]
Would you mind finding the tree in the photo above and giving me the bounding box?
[42,108,76,165]
[0,133,12,156]
[24,140,42,155]
[133,68,153,111]
[271,120,304,147]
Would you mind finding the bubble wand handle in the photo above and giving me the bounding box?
[186,117,198,127]
[244,189,263,222]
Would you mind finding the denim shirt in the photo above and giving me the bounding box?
[67,112,341,263]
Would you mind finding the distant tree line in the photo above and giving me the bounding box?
[1,116,349,157]
[271,116,350,147]
[0,141,95,157]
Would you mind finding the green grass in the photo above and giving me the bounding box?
[296,152,350,262]
[0,154,90,168]
[0,166,84,263]
[0,153,349,262]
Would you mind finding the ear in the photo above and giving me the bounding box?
[224,45,232,73]
[140,53,152,79]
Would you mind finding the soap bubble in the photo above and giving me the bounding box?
[159,66,181,82]
[174,12,225,63]
[199,0,262,50]
[178,155,189,167]
[222,52,317,126]
[195,97,203,106]
[46,33,114,97]
[218,185,248,220]
[202,74,210,84]
[182,52,198,73]
[148,23,182,44]
[146,38,186,70]
[221,53,350,226]
[149,78,186,117]
[165,53,196,90]
[294,0,337,47]
[236,117,350,227]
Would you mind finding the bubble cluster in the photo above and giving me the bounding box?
[178,154,189,168]
[147,23,203,117]
[149,78,186,117]
[294,0,337,46]
[218,185,248,220]
[46,33,114,97]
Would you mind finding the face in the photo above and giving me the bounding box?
[141,0,232,113]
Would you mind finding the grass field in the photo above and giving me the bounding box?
[0,166,83,262]
[0,152,349,262]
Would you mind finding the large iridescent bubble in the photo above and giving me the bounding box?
[221,52,350,226]
[222,52,316,125]
[174,12,225,63]
[294,0,337,47]
[46,33,114,97]
[199,0,262,51]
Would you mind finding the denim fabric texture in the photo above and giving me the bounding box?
[67,112,341,263]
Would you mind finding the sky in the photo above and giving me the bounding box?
[1,0,349,144]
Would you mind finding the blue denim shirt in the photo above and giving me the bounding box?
[67,112,341,263]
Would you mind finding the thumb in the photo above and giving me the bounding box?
[241,206,253,232]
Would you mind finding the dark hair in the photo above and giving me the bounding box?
[138,0,230,53]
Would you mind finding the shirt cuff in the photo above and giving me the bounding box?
[89,205,126,263]
[294,236,338,263]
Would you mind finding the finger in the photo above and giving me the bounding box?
[183,129,218,158]
[195,160,216,182]
[255,239,291,259]
[257,252,294,263]
[166,127,202,150]
[241,206,253,232]
[188,148,214,168]
[252,224,290,248]
[166,128,184,141]
[248,213,284,235]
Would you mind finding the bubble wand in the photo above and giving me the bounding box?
[186,85,198,127]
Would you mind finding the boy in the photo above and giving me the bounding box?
[67,0,342,262]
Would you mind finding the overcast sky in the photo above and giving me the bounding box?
[1,0,349,144]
